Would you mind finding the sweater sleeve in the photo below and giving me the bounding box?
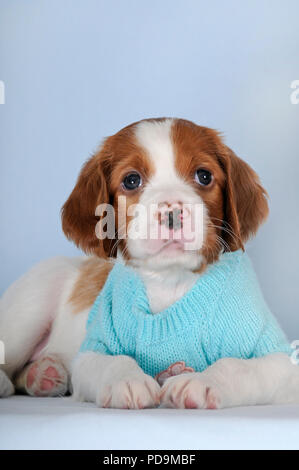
[209,253,292,362]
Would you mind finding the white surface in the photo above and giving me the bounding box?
[0,396,298,450]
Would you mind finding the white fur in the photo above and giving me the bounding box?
[0,257,83,376]
[72,352,160,408]
[0,257,88,392]
[135,119,179,186]
[136,266,200,314]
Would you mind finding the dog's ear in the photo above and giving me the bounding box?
[218,146,269,251]
[61,144,113,258]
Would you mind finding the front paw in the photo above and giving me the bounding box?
[160,373,223,409]
[97,373,161,409]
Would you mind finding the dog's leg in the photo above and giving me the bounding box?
[72,352,161,409]
[161,353,299,409]
[0,257,83,398]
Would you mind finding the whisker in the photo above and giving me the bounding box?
[210,217,242,242]
[208,221,241,244]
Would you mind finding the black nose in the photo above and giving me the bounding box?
[167,211,174,229]
[165,208,182,230]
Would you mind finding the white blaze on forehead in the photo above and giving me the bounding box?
[134,118,177,181]
[128,118,207,270]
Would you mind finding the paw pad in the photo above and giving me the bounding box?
[25,356,68,397]
[155,361,195,386]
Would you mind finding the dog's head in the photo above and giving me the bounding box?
[62,118,268,272]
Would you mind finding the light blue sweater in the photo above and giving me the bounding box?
[80,251,291,377]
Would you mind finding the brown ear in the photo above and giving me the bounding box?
[61,146,113,258]
[218,147,269,251]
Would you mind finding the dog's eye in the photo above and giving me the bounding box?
[122,172,142,190]
[195,169,213,186]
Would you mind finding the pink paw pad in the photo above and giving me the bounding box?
[25,356,67,397]
[155,361,195,386]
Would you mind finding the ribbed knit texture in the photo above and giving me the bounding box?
[80,251,291,377]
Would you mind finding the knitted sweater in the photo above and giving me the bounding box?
[80,251,291,377]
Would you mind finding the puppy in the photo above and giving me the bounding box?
[0,117,298,409]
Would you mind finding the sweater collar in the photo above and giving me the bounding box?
[108,250,243,318]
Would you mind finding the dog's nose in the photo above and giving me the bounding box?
[158,204,184,231]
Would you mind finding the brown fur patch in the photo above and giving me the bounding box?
[69,257,114,313]
[218,147,269,250]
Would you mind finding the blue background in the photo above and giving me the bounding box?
[0,0,298,338]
